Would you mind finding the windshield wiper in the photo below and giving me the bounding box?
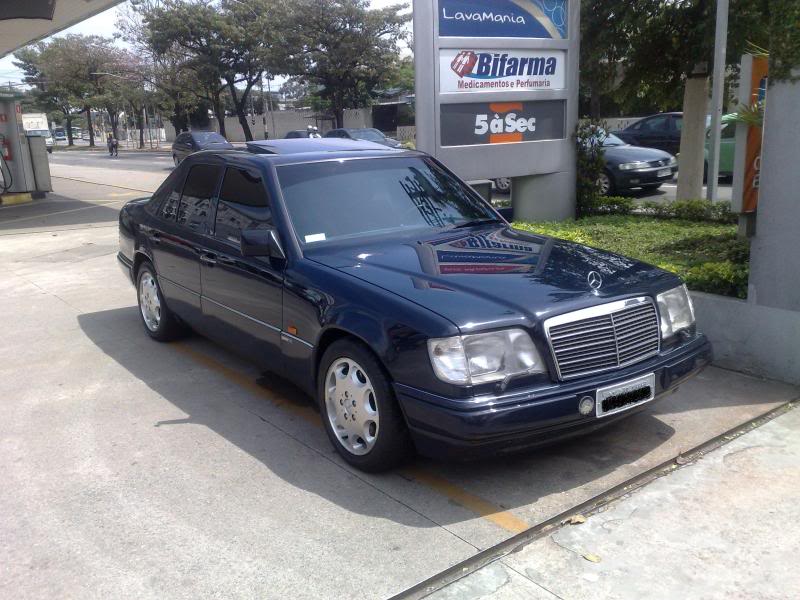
[453,217,502,229]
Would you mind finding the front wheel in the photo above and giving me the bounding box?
[494,177,511,193]
[597,171,615,196]
[318,339,413,472]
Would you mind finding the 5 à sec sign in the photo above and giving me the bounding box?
[413,0,578,182]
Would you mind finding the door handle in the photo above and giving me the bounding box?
[200,253,217,266]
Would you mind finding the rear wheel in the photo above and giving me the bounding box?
[136,262,185,341]
[318,339,413,472]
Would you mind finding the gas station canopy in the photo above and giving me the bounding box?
[0,0,124,59]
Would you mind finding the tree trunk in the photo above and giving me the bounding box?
[676,72,709,200]
[65,113,74,146]
[226,78,255,141]
[133,106,145,149]
[211,94,226,138]
[85,106,95,147]
[106,106,119,140]
[334,105,344,128]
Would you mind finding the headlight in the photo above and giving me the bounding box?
[667,156,678,167]
[656,285,695,342]
[618,161,651,171]
[428,329,545,385]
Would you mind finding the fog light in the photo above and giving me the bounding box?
[579,396,595,416]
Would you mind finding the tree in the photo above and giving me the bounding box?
[140,0,292,140]
[285,0,410,127]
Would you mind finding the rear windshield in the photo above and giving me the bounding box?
[193,131,228,144]
[277,157,494,245]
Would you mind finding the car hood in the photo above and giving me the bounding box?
[304,225,680,333]
[603,144,674,163]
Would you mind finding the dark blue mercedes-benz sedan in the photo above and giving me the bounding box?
[117,139,712,471]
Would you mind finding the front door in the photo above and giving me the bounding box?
[200,166,284,371]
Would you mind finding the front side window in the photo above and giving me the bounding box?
[214,168,272,244]
[278,157,495,245]
[177,164,222,232]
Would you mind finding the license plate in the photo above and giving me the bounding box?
[595,373,656,418]
[657,168,671,177]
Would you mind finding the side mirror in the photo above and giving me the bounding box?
[240,228,286,260]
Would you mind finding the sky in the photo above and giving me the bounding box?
[0,0,410,88]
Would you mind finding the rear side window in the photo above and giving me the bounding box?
[177,164,222,233]
[214,168,272,244]
[148,169,182,218]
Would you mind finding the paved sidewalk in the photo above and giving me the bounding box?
[429,404,800,600]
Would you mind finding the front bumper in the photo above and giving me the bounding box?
[395,334,712,459]
[615,166,677,189]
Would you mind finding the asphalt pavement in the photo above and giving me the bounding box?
[0,154,795,599]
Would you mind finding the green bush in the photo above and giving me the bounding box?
[638,199,737,224]
[586,195,635,215]
[574,120,607,218]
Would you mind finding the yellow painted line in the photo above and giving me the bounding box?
[173,341,530,535]
[0,192,33,206]
[401,467,530,534]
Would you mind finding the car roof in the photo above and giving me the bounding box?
[189,142,418,168]
[245,138,398,155]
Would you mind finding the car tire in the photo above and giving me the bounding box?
[597,170,615,196]
[136,261,185,342]
[47,147,53,154]
[317,339,414,472]
[494,177,511,194]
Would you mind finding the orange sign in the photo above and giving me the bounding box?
[742,57,768,213]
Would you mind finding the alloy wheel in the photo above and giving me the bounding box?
[324,357,379,455]
[138,272,161,332]
[597,172,612,196]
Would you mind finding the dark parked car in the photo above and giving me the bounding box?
[612,112,683,156]
[118,144,711,471]
[324,127,403,148]
[597,132,678,195]
[171,131,233,166]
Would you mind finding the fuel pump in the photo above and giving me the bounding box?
[0,92,51,202]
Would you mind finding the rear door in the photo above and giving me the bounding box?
[636,115,672,152]
[200,166,284,370]
[150,162,222,325]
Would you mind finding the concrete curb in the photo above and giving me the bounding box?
[391,399,798,600]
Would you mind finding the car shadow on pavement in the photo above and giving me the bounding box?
[76,305,786,531]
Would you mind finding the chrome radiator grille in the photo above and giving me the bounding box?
[545,298,660,380]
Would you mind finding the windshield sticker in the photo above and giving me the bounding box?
[305,233,327,243]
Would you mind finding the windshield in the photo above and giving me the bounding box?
[278,157,496,244]
[27,129,51,137]
[352,129,385,142]
[601,132,626,146]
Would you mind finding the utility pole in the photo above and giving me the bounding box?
[266,75,276,139]
[260,74,267,140]
[706,0,729,202]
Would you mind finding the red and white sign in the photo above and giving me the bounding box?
[440,48,565,94]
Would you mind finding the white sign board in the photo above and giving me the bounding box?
[440,49,566,94]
